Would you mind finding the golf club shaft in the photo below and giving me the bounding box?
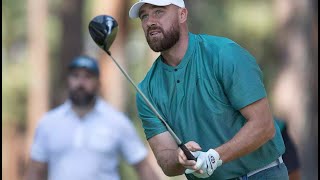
[106,51,196,161]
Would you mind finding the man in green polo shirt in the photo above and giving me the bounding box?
[129,0,289,179]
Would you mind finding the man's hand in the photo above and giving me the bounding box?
[185,149,223,178]
[177,141,202,171]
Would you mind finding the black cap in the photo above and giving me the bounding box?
[68,55,99,76]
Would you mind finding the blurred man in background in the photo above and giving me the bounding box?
[25,55,159,180]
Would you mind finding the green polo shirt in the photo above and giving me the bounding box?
[136,32,285,179]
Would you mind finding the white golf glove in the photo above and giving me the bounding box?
[185,149,223,178]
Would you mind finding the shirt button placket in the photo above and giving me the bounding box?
[174,68,184,99]
[175,69,180,84]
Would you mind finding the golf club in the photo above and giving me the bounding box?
[88,15,196,161]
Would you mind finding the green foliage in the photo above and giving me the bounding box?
[2,61,29,125]
[119,159,139,180]
[2,0,27,60]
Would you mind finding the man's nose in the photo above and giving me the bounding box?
[146,15,157,27]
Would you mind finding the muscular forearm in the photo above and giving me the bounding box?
[156,148,186,176]
[216,117,275,163]
[148,132,189,176]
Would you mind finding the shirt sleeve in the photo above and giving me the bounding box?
[119,116,148,165]
[136,83,167,139]
[217,43,267,110]
[30,117,49,162]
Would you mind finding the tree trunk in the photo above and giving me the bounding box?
[51,0,85,107]
[26,0,49,164]
[272,0,318,179]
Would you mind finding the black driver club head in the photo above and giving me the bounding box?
[88,15,118,52]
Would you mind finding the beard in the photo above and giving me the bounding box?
[146,23,180,52]
[69,87,96,107]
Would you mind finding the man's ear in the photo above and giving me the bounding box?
[179,8,188,23]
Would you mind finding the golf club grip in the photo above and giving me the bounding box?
[179,144,196,160]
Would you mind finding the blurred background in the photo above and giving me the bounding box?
[2,0,318,179]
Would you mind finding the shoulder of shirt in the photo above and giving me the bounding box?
[95,98,134,126]
[193,33,237,48]
[35,102,71,129]
[95,98,124,116]
[192,33,250,63]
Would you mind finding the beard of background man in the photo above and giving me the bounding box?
[69,86,97,107]
[146,22,180,52]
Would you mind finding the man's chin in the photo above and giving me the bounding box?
[70,96,96,107]
[150,48,161,52]
[148,42,162,52]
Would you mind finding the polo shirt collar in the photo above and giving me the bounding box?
[63,96,105,115]
[159,32,196,71]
